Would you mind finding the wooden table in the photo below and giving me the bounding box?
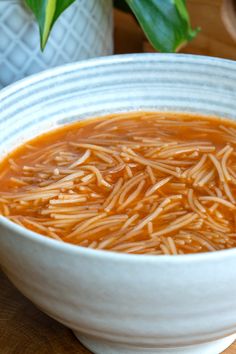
[0,272,90,354]
[0,271,235,353]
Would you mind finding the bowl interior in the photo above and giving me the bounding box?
[1,54,236,158]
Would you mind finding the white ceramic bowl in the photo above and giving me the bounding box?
[0,54,236,354]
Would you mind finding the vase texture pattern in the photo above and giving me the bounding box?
[0,0,113,88]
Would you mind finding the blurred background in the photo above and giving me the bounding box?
[1,0,236,89]
[115,0,236,59]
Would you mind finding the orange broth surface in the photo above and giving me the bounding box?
[0,112,236,255]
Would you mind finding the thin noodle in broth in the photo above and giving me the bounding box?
[0,112,236,255]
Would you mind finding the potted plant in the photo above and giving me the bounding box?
[0,0,197,88]
[0,0,113,88]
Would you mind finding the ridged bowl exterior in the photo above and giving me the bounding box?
[0,54,236,353]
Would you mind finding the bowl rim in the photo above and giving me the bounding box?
[1,215,236,262]
[1,52,236,263]
[1,52,236,100]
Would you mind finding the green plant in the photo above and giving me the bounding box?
[25,0,199,52]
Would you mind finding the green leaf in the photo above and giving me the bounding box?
[124,0,200,52]
[25,0,76,50]
[53,0,76,22]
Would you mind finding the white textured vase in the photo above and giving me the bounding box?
[0,0,113,88]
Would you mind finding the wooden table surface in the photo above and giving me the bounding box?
[0,271,235,354]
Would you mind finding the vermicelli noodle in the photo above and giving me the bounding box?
[0,112,236,255]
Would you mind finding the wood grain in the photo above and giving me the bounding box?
[0,271,90,354]
[0,271,235,353]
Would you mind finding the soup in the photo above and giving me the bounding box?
[0,112,236,255]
